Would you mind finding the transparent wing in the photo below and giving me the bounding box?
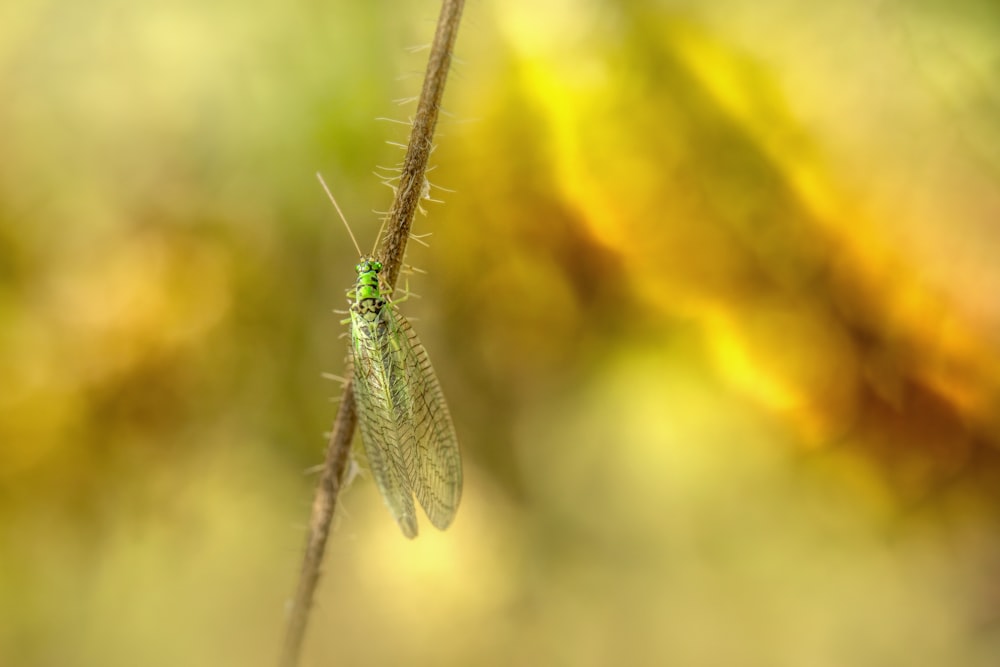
[384,305,463,531]
[350,309,418,538]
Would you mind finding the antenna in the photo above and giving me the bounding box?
[316,172,364,257]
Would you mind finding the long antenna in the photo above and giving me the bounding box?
[316,172,364,257]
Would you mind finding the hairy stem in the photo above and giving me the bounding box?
[379,0,465,290]
[279,1,465,666]
[279,385,356,667]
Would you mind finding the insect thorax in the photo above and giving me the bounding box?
[353,296,385,323]
[352,258,386,323]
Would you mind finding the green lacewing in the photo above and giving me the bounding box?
[319,174,462,538]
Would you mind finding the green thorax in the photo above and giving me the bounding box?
[353,258,385,318]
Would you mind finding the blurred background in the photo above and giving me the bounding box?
[3,0,1000,664]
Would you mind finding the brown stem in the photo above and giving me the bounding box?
[279,384,356,667]
[278,1,465,666]
[378,0,465,290]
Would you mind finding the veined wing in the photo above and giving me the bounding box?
[383,304,463,531]
[350,307,418,538]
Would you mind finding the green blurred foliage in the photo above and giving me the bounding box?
[2,0,1000,665]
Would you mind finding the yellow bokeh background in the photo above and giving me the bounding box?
[3,0,1000,665]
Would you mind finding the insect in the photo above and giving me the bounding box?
[318,174,463,538]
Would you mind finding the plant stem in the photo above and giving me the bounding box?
[279,384,356,667]
[379,0,465,290]
[279,1,465,665]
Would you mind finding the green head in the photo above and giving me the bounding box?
[355,258,383,301]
